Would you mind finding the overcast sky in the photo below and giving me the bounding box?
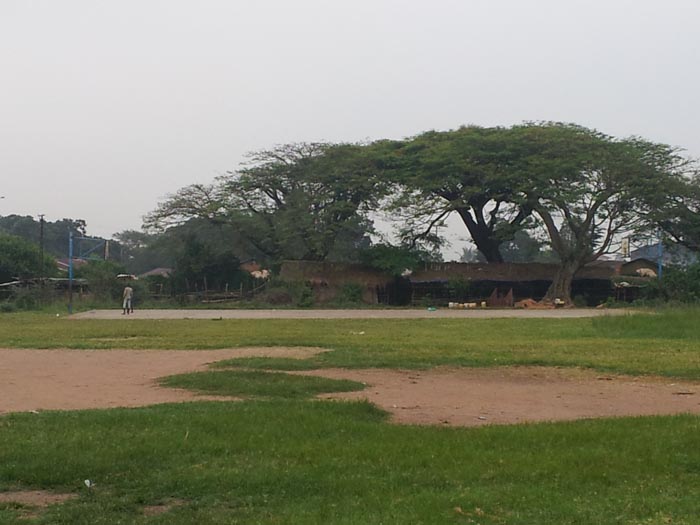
[2,0,699,258]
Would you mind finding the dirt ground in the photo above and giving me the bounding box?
[2,347,699,426]
[0,347,323,414]
[71,308,634,320]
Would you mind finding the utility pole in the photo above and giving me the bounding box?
[38,214,45,284]
[68,231,74,314]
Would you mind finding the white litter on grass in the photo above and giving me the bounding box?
[84,480,95,489]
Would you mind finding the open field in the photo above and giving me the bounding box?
[1,309,700,523]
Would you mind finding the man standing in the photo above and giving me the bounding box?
[122,284,134,315]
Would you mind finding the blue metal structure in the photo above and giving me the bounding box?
[67,234,108,314]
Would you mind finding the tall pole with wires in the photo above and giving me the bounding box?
[39,214,45,284]
[68,231,74,314]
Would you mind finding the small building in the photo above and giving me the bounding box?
[279,260,393,304]
[278,258,660,306]
[408,259,659,306]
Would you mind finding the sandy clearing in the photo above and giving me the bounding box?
[70,308,635,320]
[0,347,325,414]
[2,348,699,427]
[300,367,700,426]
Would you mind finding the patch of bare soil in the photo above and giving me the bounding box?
[0,490,76,507]
[0,490,78,521]
[299,367,700,426]
[143,498,186,516]
[0,347,326,414]
[2,348,700,427]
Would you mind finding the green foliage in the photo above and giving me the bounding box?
[111,229,174,275]
[507,123,689,303]
[448,277,472,300]
[75,260,129,300]
[634,154,700,252]
[337,282,364,304]
[10,288,43,310]
[0,302,17,313]
[358,243,429,276]
[639,263,700,303]
[169,234,247,294]
[296,283,314,307]
[500,229,559,263]
[0,234,56,282]
[376,126,534,262]
[146,142,384,264]
[0,215,87,258]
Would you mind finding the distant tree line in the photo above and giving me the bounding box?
[0,216,88,258]
[3,122,700,305]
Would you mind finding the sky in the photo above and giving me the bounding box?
[2,0,699,259]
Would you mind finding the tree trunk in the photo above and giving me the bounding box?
[543,262,579,306]
[456,209,504,263]
[474,237,504,263]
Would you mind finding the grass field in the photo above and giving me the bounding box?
[1,309,700,523]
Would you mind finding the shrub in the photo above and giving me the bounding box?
[260,279,314,307]
[337,283,364,304]
[75,260,128,301]
[449,277,471,301]
[639,263,700,303]
[0,302,16,313]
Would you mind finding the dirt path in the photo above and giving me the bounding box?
[302,367,700,426]
[71,308,634,320]
[2,348,698,426]
[0,347,324,414]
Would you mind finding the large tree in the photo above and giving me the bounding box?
[376,126,534,262]
[517,123,687,304]
[646,171,700,252]
[0,234,56,282]
[146,142,383,263]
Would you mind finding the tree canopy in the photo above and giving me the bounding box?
[0,215,87,257]
[146,142,383,264]
[0,234,56,282]
[374,126,534,262]
[513,123,689,303]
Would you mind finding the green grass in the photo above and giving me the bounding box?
[160,369,364,399]
[2,402,700,524]
[1,309,700,522]
[1,308,700,378]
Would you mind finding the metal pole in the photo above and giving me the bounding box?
[39,215,45,283]
[657,230,663,280]
[68,231,74,314]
